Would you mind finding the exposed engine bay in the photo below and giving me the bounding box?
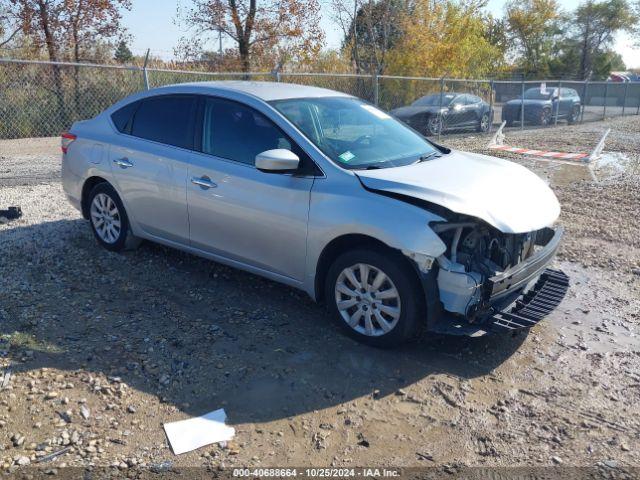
[434,221,538,276]
[432,217,548,320]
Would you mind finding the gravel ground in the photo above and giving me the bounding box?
[0,116,639,473]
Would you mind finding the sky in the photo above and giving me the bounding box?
[122,0,640,69]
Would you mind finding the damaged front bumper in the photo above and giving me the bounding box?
[426,226,568,336]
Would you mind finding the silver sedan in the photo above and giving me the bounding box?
[61,82,566,347]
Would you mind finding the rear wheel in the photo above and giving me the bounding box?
[88,183,140,252]
[477,112,490,132]
[426,115,442,136]
[325,248,424,348]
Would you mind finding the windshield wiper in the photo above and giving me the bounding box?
[415,151,442,163]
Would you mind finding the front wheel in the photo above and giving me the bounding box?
[325,248,424,348]
[567,105,580,124]
[538,108,552,126]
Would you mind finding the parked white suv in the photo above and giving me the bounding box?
[61,82,567,347]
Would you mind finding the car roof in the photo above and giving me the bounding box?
[155,81,354,101]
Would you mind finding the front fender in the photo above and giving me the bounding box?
[304,175,447,298]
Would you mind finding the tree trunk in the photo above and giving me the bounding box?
[36,0,68,129]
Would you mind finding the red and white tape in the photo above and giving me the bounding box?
[486,122,611,164]
[488,144,590,161]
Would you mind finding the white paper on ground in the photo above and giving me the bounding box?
[163,408,235,455]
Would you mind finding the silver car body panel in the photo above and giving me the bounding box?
[356,150,560,234]
[62,81,561,315]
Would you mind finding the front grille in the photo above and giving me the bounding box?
[489,269,569,331]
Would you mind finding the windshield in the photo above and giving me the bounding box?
[270,97,439,169]
[524,88,554,100]
[412,94,455,106]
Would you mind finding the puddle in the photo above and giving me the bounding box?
[545,262,639,355]
[593,151,639,178]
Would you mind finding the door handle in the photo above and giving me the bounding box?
[113,157,133,169]
[191,176,217,189]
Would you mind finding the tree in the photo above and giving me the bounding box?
[385,0,505,78]
[572,0,636,79]
[0,3,21,48]
[64,0,131,63]
[505,0,563,78]
[8,0,131,62]
[334,0,406,74]
[114,39,133,64]
[176,0,325,72]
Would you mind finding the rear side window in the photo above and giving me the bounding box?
[130,95,196,149]
[111,101,139,134]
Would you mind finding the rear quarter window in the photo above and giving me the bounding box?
[111,101,140,134]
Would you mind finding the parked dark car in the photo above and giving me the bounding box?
[390,93,493,135]
[502,87,582,127]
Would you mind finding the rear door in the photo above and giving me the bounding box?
[109,95,196,244]
[186,96,315,281]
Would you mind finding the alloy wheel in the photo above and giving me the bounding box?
[90,193,121,244]
[480,114,490,131]
[427,116,442,135]
[334,263,401,337]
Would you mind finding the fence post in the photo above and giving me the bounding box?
[554,82,561,127]
[580,80,588,123]
[603,81,608,120]
[488,80,494,134]
[142,48,150,90]
[373,73,379,106]
[622,81,628,116]
[520,80,525,131]
[438,77,445,141]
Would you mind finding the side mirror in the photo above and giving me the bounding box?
[451,103,463,111]
[255,149,300,172]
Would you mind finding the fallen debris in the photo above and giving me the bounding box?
[0,366,12,390]
[36,447,72,464]
[163,408,235,455]
[0,206,22,223]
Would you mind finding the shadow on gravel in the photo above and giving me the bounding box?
[1,219,527,424]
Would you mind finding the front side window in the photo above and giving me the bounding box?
[201,98,294,165]
[130,95,196,149]
[271,97,439,170]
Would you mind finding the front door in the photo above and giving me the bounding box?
[187,97,314,281]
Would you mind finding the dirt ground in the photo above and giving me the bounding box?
[0,116,639,474]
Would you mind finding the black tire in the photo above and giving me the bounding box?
[504,116,514,128]
[476,112,490,132]
[87,182,139,252]
[567,105,580,125]
[325,247,425,348]
[425,115,442,136]
[538,108,552,126]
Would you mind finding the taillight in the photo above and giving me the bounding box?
[61,132,77,154]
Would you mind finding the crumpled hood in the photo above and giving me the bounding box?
[356,150,560,234]
[390,105,442,118]
[504,98,551,108]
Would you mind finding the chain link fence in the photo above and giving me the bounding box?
[1,58,640,141]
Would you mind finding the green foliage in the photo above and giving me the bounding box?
[114,40,133,64]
